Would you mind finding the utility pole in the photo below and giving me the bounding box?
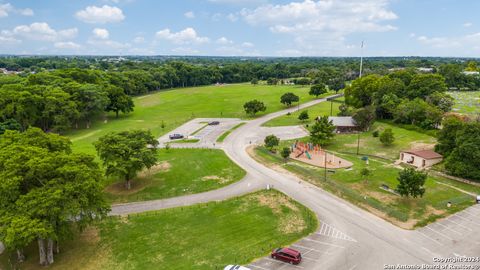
[359,41,364,78]
[324,150,327,181]
[356,132,360,155]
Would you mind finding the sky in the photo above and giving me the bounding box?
[0,0,479,57]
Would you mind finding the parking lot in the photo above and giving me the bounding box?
[157,118,244,147]
[415,204,480,256]
[247,222,357,270]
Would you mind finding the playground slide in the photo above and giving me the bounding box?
[305,151,312,159]
[295,151,304,158]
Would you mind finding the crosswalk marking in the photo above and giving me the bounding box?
[316,222,357,242]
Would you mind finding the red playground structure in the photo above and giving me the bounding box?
[290,141,353,169]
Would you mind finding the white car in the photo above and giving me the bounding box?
[476,195,480,204]
[224,265,251,270]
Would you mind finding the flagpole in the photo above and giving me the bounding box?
[359,41,364,78]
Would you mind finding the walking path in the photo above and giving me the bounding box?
[111,95,480,270]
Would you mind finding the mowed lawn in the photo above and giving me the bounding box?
[327,121,437,160]
[0,190,318,270]
[263,97,342,127]
[67,84,315,154]
[447,90,480,115]
[253,147,479,229]
[105,148,246,203]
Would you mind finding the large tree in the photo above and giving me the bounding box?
[309,84,327,98]
[310,116,335,146]
[280,92,299,107]
[396,168,427,198]
[444,122,480,181]
[243,100,266,116]
[105,85,134,118]
[352,106,376,131]
[406,74,447,99]
[435,116,465,156]
[95,129,159,190]
[0,128,109,266]
[264,134,280,151]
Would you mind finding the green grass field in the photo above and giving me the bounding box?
[326,121,437,160]
[0,190,317,270]
[105,148,246,203]
[448,91,480,115]
[67,84,316,154]
[253,146,478,228]
[216,122,246,142]
[263,97,342,127]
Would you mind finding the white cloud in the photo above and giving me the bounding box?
[415,32,480,56]
[54,41,81,49]
[171,47,200,55]
[0,3,33,17]
[155,27,209,45]
[75,5,125,24]
[12,22,78,42]
[0,35,21,45]
[226,13,238,22]
[92,28,109,39]
[463,22,473,28]
[208,0,268,5]
[87,39,130,50]
[241,42,254,47]
[216,37,233,45]
[239,0,398,55]
[184,11,195,19]
[133,36,145,43]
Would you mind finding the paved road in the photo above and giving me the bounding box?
[112,96,480,270]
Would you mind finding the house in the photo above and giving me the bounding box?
[462,71,480,76]
[399,149,443,168]
[326,116,360,133]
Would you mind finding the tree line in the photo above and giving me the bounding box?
[343,70,454,130]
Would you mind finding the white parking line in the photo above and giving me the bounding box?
[348,265,357,270]
[422,247,441,258]
[442,218,473,231]
[434,222,463,235]
[425,226,453,240]
[265,258,304,269]
[417,230,442,245]
[303,238,346,249]
[248,264,270,270]
[291,244,325,254]
[464,209,480,217]
[454,213,480,226]
[461,211,477,218]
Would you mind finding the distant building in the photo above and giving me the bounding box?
[326,116,359,133]
[399,149,443,168]
[417,67,434,73]
[462,71,479,76]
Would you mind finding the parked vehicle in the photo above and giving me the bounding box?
[223,265,251,270]
[208,121,220,125]
[271,247,302,265]
[169,133,184,140]
[476,195,480,204]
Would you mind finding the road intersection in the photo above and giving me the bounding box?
[112,96,480,270]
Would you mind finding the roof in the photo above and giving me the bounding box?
[281,247,300,256]
[402,149,443,159]
[327,116,357,127]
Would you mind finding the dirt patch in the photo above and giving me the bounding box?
[279,213,306,234]
[350,183,397,204]
[426,206,446,216]
[409,141,436,150]
[202,175,229,184]
[138,161,171,178]
[104,179,150,195]
[358,203,417,229]
[256,192,299,214]
[81,227,100,244]
[344,141,365,148]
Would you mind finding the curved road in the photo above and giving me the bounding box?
[112,96,480,270]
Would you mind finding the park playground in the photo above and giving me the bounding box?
[290,141,353,169]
